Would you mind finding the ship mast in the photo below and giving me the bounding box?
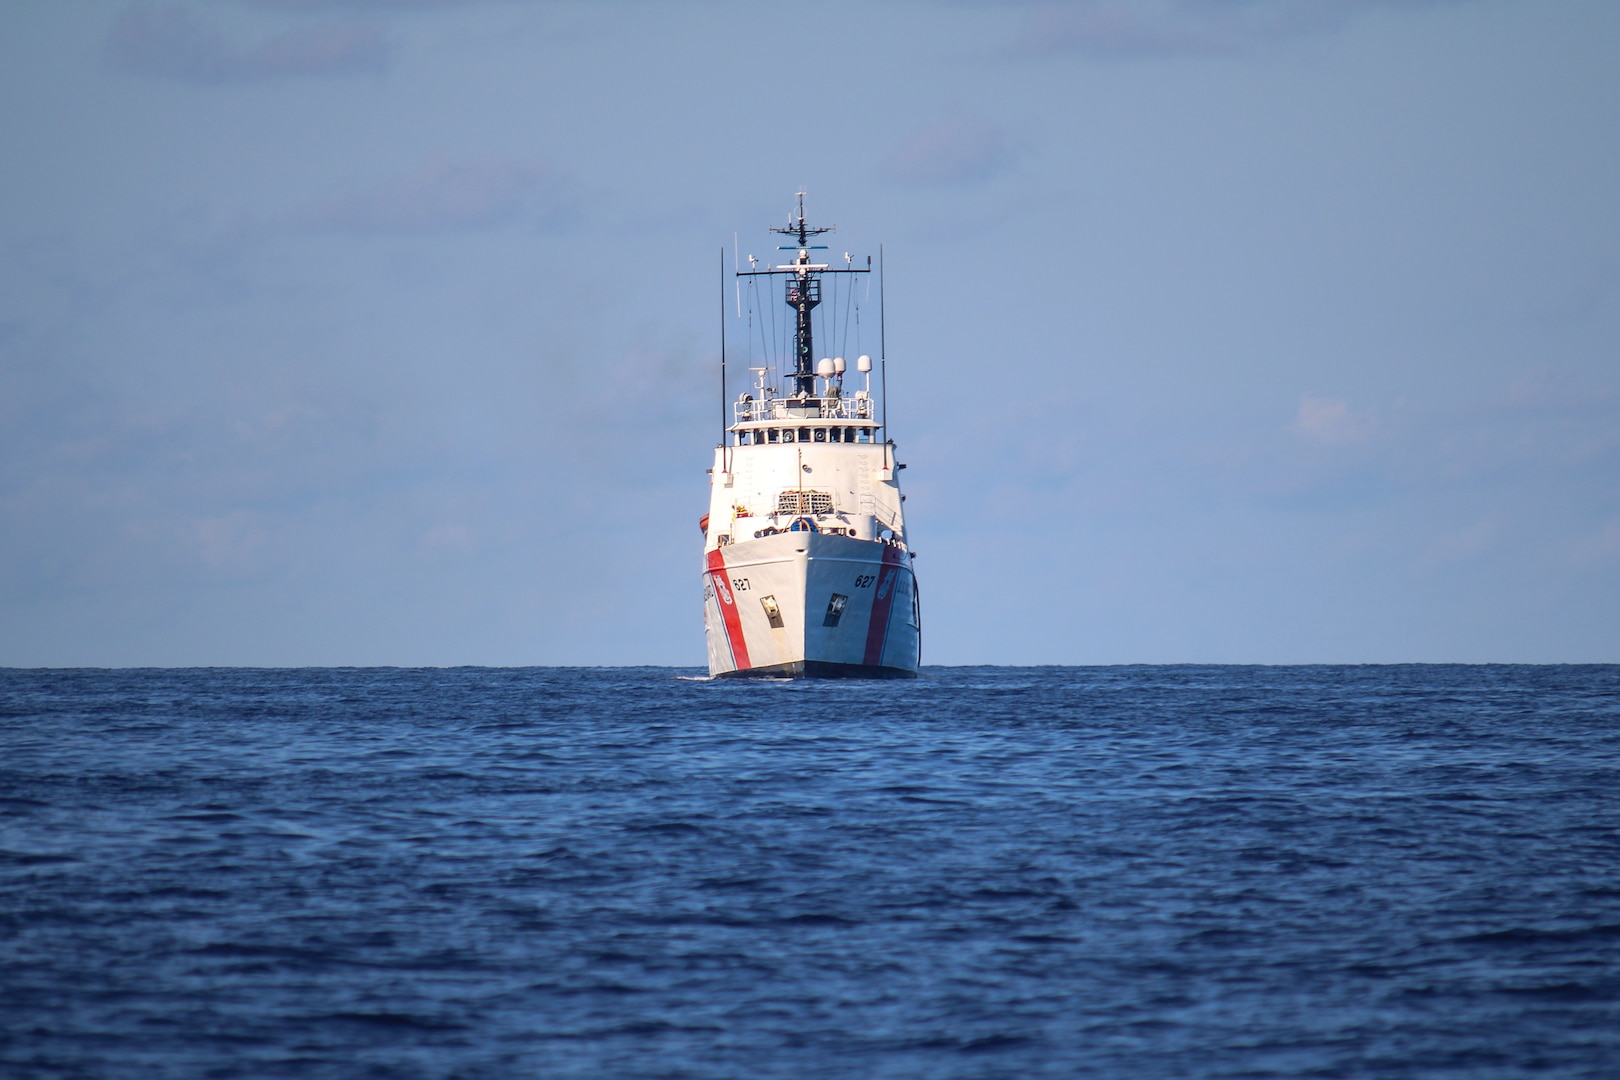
[738,193,869,401]
[770,193,834,396]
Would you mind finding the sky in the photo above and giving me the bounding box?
[1,0,1617,666]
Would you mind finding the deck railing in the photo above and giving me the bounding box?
[733,392,875,425]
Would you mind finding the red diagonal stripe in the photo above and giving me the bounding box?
[862,545,903,667]
[706,548,751,671]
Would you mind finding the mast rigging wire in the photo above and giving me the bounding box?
[841,265,856,362]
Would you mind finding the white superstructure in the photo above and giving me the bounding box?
[701,198,920,678]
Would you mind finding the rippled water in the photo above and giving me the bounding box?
[3,665,1618,1077]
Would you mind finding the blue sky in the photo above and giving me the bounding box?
[2,0,1616,665]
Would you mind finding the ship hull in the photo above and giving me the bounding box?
[714,659,917,680]
[704,531,920,679]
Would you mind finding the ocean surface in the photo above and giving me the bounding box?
[2,665,1618,1078]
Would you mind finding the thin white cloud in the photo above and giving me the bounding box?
[1007,0,1477,60]
[301,159,574,234]
[249,0,511,9]
[1420,517,1498,569]
[1291,392,1374,445]
[419,521,478,557]
[883,114,1014,187]
[193,510,272,571]
[106,2,388,82]
[1012,2,1227,59]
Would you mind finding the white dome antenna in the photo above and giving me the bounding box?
[833,356,846,375]
[856,354,872,372]
[816,357,835,378]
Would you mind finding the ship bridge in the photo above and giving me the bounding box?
[730,363,882,446]
[712,359,906,549]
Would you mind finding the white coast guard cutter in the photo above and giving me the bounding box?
[702,197,920,678]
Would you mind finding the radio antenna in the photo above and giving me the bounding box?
[879,244,887,438]
[719,247,728,461]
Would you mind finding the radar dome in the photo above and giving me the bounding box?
[856,354,873,372]
[816,357,835,378]
[833,356,847,374]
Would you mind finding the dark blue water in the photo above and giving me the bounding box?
[3,666,1618,1078]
